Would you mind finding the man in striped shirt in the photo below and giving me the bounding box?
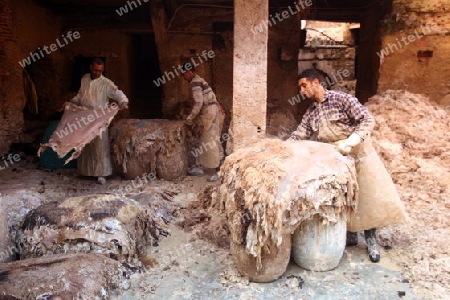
[182,63,225,182]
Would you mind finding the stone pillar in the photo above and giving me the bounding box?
[149,0,177,117]
[231,0,268,151]
[0,0,24,155]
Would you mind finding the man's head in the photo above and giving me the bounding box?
[297,68,326,101]
[181,62,196,82]
[90,58,105,79]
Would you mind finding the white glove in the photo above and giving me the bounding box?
[336,133,361,155]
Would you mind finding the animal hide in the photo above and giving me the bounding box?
[219,139,358,269]
[0,253,128,299]
[38,102,119,164]
[16,194,162,264]
[110,119,188,181]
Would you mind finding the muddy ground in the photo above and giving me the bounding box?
[1,90,449,300]
[0,152,444,300]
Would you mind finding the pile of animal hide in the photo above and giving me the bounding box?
[110,119,188,181]
[0,190,43,261]
[218,139,358,268]
[365,90,450,298]
[38,102,119,164]
[0,253,128,299]
[0,196,12,262]
[16,194,163,265]
[266,106,298,140]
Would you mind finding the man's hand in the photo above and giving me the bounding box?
[184,118,194,126]
[335,133,361,155]
[119,102,129,110]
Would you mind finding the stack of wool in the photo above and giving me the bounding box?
[366,90,450,298]
[110,119,188,181]
[0,253,128,299]
[17,194,159,264]
[266,106,298,140]
[218,139,358,281]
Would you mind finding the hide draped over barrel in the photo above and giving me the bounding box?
[219,139,358,281]
[110,119,188,181]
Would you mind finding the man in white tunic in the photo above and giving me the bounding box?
[71,58,129,184]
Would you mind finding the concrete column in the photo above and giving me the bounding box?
[231,0,268,151]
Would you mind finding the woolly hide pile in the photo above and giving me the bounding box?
[110,119,188,181]
[219,139,358,268]
[0,253,128,299]
[16,194,158,264]
[0,196,12,262]
[38,102,119,164]
[266,107,298,140]
[0,190,43,256]
[365,90,450,298]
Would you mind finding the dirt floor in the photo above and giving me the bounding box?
[1,90,448,300]
[0,155,443,300]
[0,162,419,300]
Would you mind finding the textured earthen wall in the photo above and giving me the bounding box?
[0,0,25,155]
[267,12,301,115]
[167,33,214,108]
[378,0,450,105]
[0,0,68,154]
[59,30,132,107]
[15,0,64,119]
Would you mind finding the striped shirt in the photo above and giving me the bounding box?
[187,75,217,121]
[289,90,375,141]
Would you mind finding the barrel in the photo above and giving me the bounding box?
[292,214,347,271]
[230,232,291,283]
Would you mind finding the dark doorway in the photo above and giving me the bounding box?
[129,34,162,119]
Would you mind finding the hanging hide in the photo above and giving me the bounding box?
[38,102,119,164]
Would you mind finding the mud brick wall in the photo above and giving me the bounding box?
[378,0,450,105]
[0,0,24,155]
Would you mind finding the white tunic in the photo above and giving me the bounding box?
[72,74,128,177]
